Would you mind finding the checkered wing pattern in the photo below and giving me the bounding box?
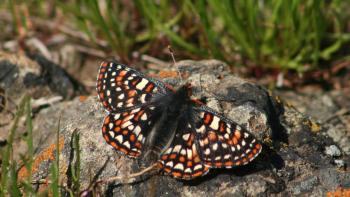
[97,61,167,158]
[194,106,262,168]
[102,106,157,157]
[96,61,166,112]
[158,121,209,180]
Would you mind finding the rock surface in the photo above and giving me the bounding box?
[3,57,350,196]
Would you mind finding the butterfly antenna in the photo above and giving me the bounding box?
[168,45,183,83]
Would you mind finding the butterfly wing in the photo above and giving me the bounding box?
[102,106,159,158]
[96,61,168,113]
[158,119,209,180]
[97,61,169,157]
[194,105,262,168]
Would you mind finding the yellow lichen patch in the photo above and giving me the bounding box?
[18,137,65,181]
[303,119,321,133]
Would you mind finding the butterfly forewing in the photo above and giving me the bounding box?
[96,61,165,112]
[194,106,262,168]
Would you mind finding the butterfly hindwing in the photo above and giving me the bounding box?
[158,120,209,180]
[194,106,262,168]
[96,61,167,112]
[102,106,157,158]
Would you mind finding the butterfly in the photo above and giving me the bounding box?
[96,61,262,180]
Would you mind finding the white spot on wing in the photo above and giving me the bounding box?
[194,164,202,171]
[197,125,206,134]
[141,113,147,121]
[182,133,190,141]
[212,143,218,151]
[136,78,149,90]
[173,145,181,153]
[210,116,220,130]
[116,135,123,143]
[187,149,192,159]
[174,163,184,170]
[118,94,124,99]
[123,141,131,149]
[166,161,174,167]
[114,114,120,119]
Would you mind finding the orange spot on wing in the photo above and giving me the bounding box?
[192,171,203,177]
[119,147,128,154]
[126,98,134,104]
[131,79,139,86]
[128,90,137,97]
[172,171,182,177]
[116,76,123,81]
[110,141,117,148]
[99,93,104,99]
[130,134,136,142]
[204,113,212,124]
[135,142,142,149]
[187,161,193,167]
[119,70,127,76]
[104,135,110,142]
[170,154,177,159]
[122,130,129,135]
[114,127,121,132]
[219,122,225,132]
[116,120,122,126]
[164,167,171,173]
[248,153,254,159]
[208,131,217,142]
[255,144,261,150]
[225,161,234,166]
[232,137,238,145]
[179,156,186,163]
[215,162,223,167]
[234,131,241,140]
[134,110,144,121]
[101,62,108,67]
[145,83,154,92]
[98,74,103,79]
[105,116,110,123]
[161,154,168,160]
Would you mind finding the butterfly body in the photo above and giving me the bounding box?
[97,61,262,180]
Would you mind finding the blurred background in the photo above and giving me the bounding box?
[0,0,349,90]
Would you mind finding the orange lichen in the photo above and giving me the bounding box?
[79,95,88,102]
[18,137,65,180]
[158,70,178,78]
[326,187,350,197]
